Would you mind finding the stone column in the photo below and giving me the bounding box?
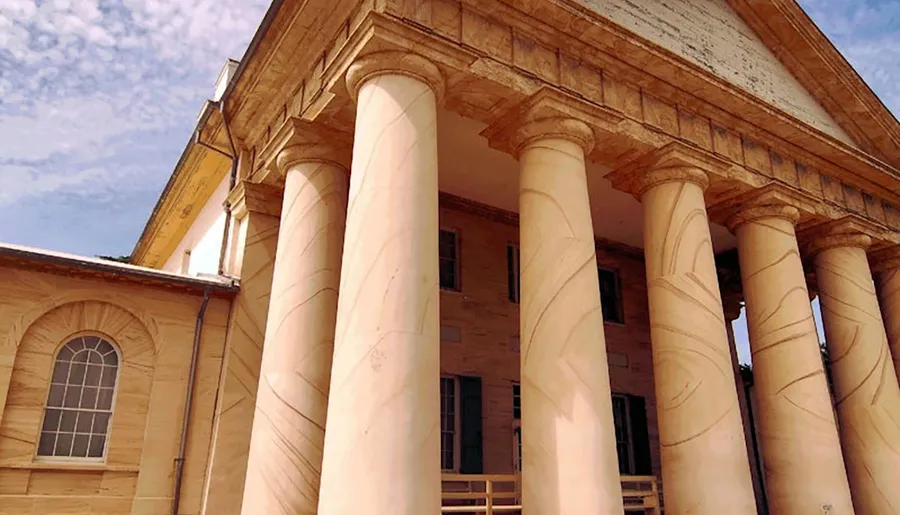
[317,51,443,515]
[639,167,756,514]
[872,249,900,385]
[240,145,349,514]
[515,118,624,515]
[811,234,900,514]
[730,206,853,515]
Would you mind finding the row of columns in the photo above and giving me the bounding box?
[239,50,900,515]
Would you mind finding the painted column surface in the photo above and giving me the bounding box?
[240,158,348,514]
[813,239,900,514]
[734,208,853,515]
[517,119,624,515]
[317,52,442,515]
[875,261,900,385]
[640,169,756,515]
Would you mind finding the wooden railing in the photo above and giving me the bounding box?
[441,474,660,514]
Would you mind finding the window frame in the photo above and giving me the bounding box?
[440,375,462,472]
[507,243,521,304]
[439,228,461,292]
[35,333,122,463]
[611,393,636,475]
[598,266,625,325]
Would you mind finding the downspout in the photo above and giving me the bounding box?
[172,289,211,515]
[215,101,239,276]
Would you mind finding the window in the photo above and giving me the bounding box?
[37,335,119,459]
[598,268,624,324]
[512,387,647,475]
[507,244,520,303]
[612,394,635,474]
[439,230,460,291]
[440,376,459,471]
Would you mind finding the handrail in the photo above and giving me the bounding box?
[441,474,660,514]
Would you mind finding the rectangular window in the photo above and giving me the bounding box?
[598,268,624,324]
[612,394,635,474]
[507,244,520,303]
[512,382,521,419]
[440,376,459,471]
[439,230,460,291]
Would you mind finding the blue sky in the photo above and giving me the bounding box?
[0,0,897,364]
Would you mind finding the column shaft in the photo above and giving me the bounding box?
[814,242,900,514]
[317,55,441,515]
[875,265,900,384]
[517,125,624,514]
[240,161,347,514]
[640,172,756,514]
[735,212,853,514]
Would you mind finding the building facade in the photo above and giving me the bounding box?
[3,0,900,514]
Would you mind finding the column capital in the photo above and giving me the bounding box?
[227,180,283,220]
[513,117,595,156]
[726,204,800,232]
[345,51,444,102]
[869,245,900,273]
[481,88,621,158]
[799,216,882,257]
[709,183,818,231]
[606,141,729,199]
[256,118,351,185]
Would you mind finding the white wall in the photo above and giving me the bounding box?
[162,175,230,276]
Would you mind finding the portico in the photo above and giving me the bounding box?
[165,1,900,514]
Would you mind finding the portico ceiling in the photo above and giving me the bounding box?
[436,108,737,252]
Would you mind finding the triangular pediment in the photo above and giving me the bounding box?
[577,0,861,148]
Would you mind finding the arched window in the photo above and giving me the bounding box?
[37,335,119,459]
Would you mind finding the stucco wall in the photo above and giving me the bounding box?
[577,0,855,146]
[0,267,231,515]
[161,175,230,276]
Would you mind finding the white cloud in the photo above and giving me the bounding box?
[0,0,269,206]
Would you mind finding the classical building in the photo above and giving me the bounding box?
[2,0,900,514]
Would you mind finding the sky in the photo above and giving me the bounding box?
[0,0,898,364]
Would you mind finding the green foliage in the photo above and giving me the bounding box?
[97,254,131,263]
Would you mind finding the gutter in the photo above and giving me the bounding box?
[172,289,212,515]
[215,102,239,276]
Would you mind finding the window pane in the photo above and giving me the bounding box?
[82,336,100,350]
[72,434,90,458]
[73,349,89,363]
[80,387,98,409]
[97,388,114,410]
[101,366,117,387]
[60,411,77,432]
[106,351,118,367]
[54,433,73,456]
[57,345,74,362]
[97,340,113,355]
[439,230,458,290]
[598,269,623,324]
[38,432,55,456]
[69,339,85,352]
[51,362,70,384]
[42,409,61,432]
[76,412,94,433]
[93,412,111,434]
[47,384,65,407]
[69,363,86,384]
[85,364,102,386]
[512,383,521,420]
[88,350,103,364]
[88,435,106,458]
[439,260,456,290]
[63,386,82,408]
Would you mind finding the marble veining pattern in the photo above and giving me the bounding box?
[815,245,900,514]
[736,215,853,514]
[317,72,441,515]
[518,136,624,515]
[641,178,756,514]
[241,163,347,514]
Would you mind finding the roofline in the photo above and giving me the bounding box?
[131,0,286,265]
[130,101,217,262]
[1,243,239,296]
